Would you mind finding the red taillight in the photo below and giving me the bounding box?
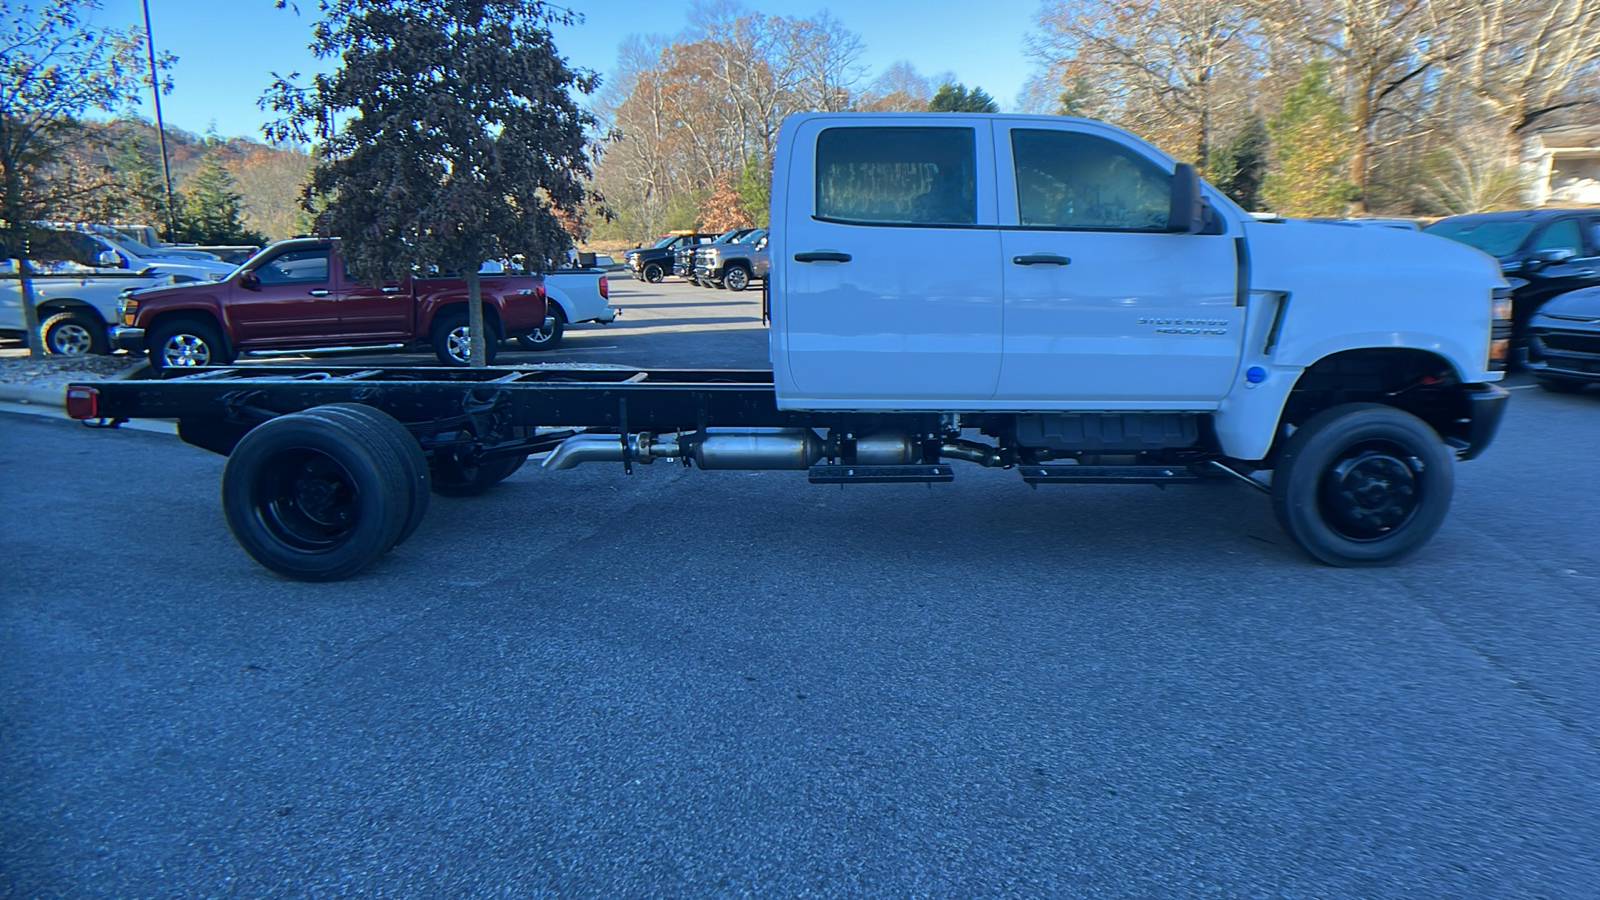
[599,275,609,300]
[65,386,99,420]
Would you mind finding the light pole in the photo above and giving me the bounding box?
[142,0,177,240]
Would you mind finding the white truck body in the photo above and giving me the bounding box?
[542,269,616,325]
[769,113,1504,461]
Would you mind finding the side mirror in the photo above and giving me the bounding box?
[1167,163,1205,234]
[238,270,261,290]
[1531,247,1577,266]
[96,250,125,268]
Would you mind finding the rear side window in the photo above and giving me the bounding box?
[815,126,976,225]
[1012,129,1171,231]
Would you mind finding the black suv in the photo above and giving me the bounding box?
[1425,209,1600,345]
[624,233,716,283]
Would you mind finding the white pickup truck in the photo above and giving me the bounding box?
[69,113,1510,581]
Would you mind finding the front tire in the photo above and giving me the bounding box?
[148,317,232,370]
[41,311,108,356]
[1271,403,1453,567]
[515,305,566,351]
[643,263,664,283]
[431,312,499,366]
[222,411,411,581]
[723,264,751,292]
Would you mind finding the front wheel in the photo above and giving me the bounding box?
[723,264,751,292]
[515,305,566,351]
[41,311,108,356]
[643,263,664,283]
[1270,403,1453,567]
[148,317,232,370]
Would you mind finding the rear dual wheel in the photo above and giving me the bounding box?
[223,405,431,581]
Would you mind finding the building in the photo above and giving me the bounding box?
[1526,125,1600,206]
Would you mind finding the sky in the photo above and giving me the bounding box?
[79,0,1044,142]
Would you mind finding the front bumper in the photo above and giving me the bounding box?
[1457,383,1510,461]
[111,326,146,353]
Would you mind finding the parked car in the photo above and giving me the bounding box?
[1305,217,1423,231]
[678,228,759,285]
[624,233,716,283]
[694,229,769,291]
[1525,286,1600,392]
[41,222,237,282]
[1424,209,1600,350]
[115,238,549,369]
[512,265,616,351]
[0,226,217,355]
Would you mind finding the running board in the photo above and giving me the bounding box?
[244,344,407,357]
[809,464,954,484]
[1019,465,1200,485]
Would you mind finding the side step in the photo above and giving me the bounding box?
[1019,465,1200,485]
[809,464,954,484]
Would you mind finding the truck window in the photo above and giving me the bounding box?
[256,248,330,284]
[815,126,976,226]
[1532,218,1582,254]
[25,229,105,271]
[1011,129,1171,231]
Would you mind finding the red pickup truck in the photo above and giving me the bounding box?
[114,238,550,369]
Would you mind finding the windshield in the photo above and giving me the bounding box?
[650,236,678,249]
[101,233,156,257]
[1424,219,1535,258]
[713,229,747,243]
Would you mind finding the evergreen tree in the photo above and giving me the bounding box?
[265,0,598,366]
[736,156,770,225]
[109,129,171,231]
[928,83,999,113]
[1263,62,1359,216]
[176,142,266,244]
[1207,115,1270,211]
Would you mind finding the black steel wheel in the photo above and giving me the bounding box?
[41,311,108,356]
[431,449,527,496]
[643,262,665,283]
[299,404,432,547]
[515,304,566,351]
[222,412,411,581]
[1271,403,1453,567]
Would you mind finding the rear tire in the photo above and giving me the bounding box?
[222,412,410,581]
[41,311,108,356]
[431,311,499,366]
[148,317,232,370]
[1270,403,1453,567]
[515,305,566,351]
[299,404,431,547]
[431,450,527,496]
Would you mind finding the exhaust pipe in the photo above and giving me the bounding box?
[542,428,827,471]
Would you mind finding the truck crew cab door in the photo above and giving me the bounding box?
[994,120,1244,405]
[335,256,412,342]
[780,117,1003,402]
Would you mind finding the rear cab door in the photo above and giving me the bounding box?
[335,249,413,341]
[776,114,1003,404]
[993,117,1244,406]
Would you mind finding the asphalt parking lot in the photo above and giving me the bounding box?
[3,276,1600,896]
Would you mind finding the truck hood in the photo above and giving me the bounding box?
[1245,218,1506,301]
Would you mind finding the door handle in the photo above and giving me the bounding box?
[794,251,852,263]
[308,289,331,296]
[381,286,402,293]
[1012,254,1072,266]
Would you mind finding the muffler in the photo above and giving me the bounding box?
[542,428,827,471]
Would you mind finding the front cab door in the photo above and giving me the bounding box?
[230,245,338,346]
[994,120,1243,406]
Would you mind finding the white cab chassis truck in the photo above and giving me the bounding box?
[68,113,1511,582]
